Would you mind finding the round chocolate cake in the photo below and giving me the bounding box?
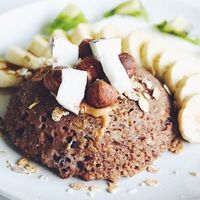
[5,65,179,181]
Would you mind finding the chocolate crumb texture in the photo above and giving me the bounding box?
[5,66,180,181]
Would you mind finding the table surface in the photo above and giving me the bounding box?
[0,0,200,199]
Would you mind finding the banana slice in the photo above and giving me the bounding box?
[28,35,51,57]
[6,47,52,70]
[92,15,147,39]
[51,29,68,39]
[175,73,200,106]
[0,61,7,69]
[69,23,92,45]
[0,69,22,88]
[122,30,153,67]
[164,57,200,92]
[141,37,173,73]
[155,49,190,77]
[178,94,200,143]
[93,25,121,39]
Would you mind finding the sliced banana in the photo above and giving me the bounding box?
[178,94,200,143]
[93,25,121,39]
[0,61,7,69]
[6,47,26,67]
[0,69,22,88]
[164,57,200,92]
[141,37,173,73]
[28,35,51,57]
[69,23,92,45]
[175,73,200,106]
[92,15,147,39]
[6,47,52,70]
[122,30,153,67]
[155,49,190,77]
[51,29,68,39]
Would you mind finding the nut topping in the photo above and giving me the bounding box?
[79,39,93,59]
[119,53,136,78]
[152,87,160,99]
[86,80,118,108]
[43,67,63,95]
[52,107,69,122]
[76,57,104,83]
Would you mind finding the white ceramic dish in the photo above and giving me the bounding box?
[1,0,200,200]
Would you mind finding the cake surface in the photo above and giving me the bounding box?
[5,67,180,181]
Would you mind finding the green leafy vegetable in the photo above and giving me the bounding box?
[103,0,148,20]
[155,16,200,45]
[46,3,87,34]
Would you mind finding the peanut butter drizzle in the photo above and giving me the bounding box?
[80,103,113,138]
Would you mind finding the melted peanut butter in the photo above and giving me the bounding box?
[80,103,113,138]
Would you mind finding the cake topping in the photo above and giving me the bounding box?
[56,68,87,115]
[118,52,136,78]
[76,57,104,83]
[80,103,112,138]
[44,67,63,95]
[142,79,153,90]
[50,35,79,67]
[90,38,132,94]
[86,80,118,108]
[52,107,69,122]
[7,158,38,174]
[146,165,160,174]
[190,171,200,177]
[78,39,93,59]
[16,158,38,173]
[142,179,159,187]
[106,182,119,193]
[152,87,160,99]
[138,97,149,112]
[28,98,39,110]
[44,66,87,115]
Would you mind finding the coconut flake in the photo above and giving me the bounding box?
[152,87,160,100]
[90,38,132,94]
[50,35,78,67]
[56,68,87,115]
[138,97,149,112]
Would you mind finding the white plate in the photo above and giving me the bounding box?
[1,0,200,200]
